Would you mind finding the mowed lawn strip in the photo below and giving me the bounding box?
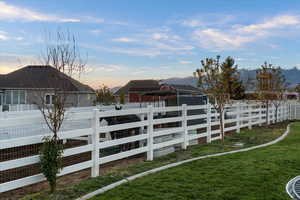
[91,122,300,200]
[21,122,290,200]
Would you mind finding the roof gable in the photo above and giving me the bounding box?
[0,65,94,92]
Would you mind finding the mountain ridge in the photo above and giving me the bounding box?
[162,68,300,89]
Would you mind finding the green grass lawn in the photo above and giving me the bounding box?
[91,122,300,200]
[21,122,292,200]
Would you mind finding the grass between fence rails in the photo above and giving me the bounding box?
[21,122,290,200]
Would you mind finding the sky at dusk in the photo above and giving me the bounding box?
[1,0,300,88]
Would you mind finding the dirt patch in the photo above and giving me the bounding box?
[0,154,146,200]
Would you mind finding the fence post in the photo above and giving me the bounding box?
[296,103,298,120]
[236,103,241,133]
[91,109,100,177]
[282,103,284,121]
[290,103,293,120]
[292,103,294,120]
[284,103,286,121]
[286,103,288,120]
[207,103,212,143]
[248,104,252,129]
[282,103,286,121]
[280,104,284,121]
[289,103,292,120]
[182,104,188,149]
[259,103,263,126]
[294,103,296,120]
[138,114,146,147]
[147,105,154,161]
[286,103,290,120]
[284,103,286,120]
[267,104,271,125]
[272,104,278,124]
[269,104,272,124]
[282,104,285,121]
[290,104,294,120]
[278,104,281,122]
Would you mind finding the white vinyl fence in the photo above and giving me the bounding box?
[0,102,165,113]
[0,102,298,193]
[290,101,300,120]
[0,103,151,140]
[8,104,38,112]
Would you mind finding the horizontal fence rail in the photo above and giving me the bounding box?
[0,101,299,193]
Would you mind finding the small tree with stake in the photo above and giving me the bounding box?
[270,67,287,123]
[194,55,234,144]
[36,30,86,193]
[255,62,286,124]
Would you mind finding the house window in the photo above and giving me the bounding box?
[13,90,19,104]
[45,94,55,105]
[4,90,26,105]
[19,91,25,104]
[5,91,11,104]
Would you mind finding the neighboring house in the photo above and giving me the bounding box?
[114,80,161,103]
[158,84,206,106]
[0,65,95,111]
[114,79,206,106]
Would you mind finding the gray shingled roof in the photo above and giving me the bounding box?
[114,80,202,96]
[168,84,201,93]
[0,65,94,93]
[114,80,160,95]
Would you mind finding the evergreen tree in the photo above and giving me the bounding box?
[221,57,245,100]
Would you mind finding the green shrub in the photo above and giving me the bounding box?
[39,136,64,193]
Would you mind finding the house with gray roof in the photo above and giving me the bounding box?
[0,65,95,111]
[114,79,206,105]
[114,80,161,103]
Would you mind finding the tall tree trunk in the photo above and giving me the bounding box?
[50,181,56,193]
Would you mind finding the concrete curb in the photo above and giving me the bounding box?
[77,124,291,200]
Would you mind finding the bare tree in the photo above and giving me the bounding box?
[269,67,287,123]
[255,62,272,125]
[255,62,286,124]
[36,30,86,193]
[194,56,234,143]
[37,30,86,138]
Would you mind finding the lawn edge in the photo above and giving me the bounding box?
[77,123,291,200]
